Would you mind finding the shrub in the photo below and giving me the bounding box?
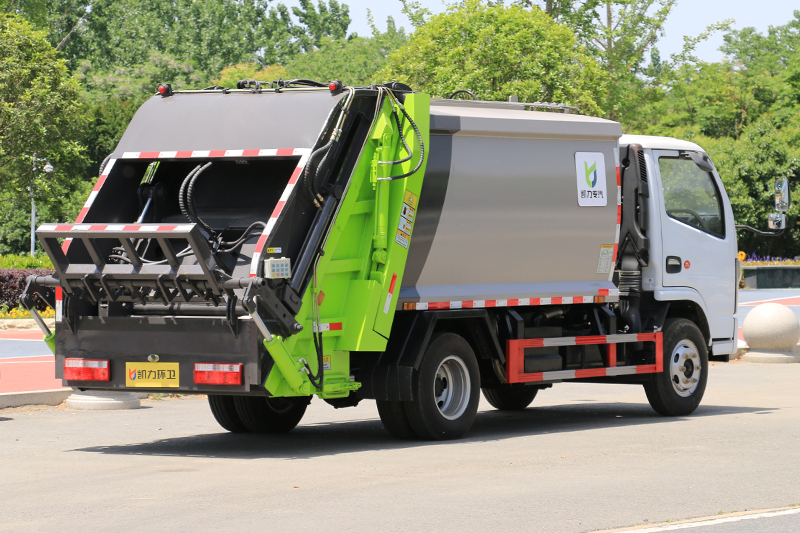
[0,268,55,310]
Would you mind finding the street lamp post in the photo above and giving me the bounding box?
[30,154,54,256]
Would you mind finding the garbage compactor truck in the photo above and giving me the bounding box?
[20,80,789,440]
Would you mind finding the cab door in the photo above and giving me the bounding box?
[653,150,736,340]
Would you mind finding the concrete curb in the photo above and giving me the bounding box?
[0,388,73,409]
[0,318,55,330]
[742,350,800,363]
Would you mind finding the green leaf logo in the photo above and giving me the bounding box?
[585,161,597,187]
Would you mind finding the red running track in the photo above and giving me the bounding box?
[0,330,67,394]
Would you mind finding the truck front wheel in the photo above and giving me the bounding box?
[405,333,481,440]
[644,318,708,416]
[482,384,538,411]
[233,395,310,433]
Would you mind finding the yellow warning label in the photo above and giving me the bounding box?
[266,247,282,254]
[323,355,331,371]
[395,190,418,249]
[404,190,418,209]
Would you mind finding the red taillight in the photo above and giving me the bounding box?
[157,84,167,94]
[328,82,337,91]
[64,359,110,381]
[193,363,242,385]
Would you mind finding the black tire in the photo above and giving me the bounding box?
[208,394,251,433]
[376,400,418,439]
[405,332,481,440]
[233,395,310,434]
[482,384,538,411]
[644,318,708,416]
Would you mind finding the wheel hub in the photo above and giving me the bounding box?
[433,355,471,420]
[669,339,701,397]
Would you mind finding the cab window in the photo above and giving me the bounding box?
[658,155,725,238]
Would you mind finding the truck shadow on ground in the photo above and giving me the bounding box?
[74,402,775,460]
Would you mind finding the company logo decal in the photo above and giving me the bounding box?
[585,161,598,188]
[575,152,608,207]
[129,369,137,380]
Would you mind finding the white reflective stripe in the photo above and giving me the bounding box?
[138,225,160,232]
[383,292,393,314]
[541,337,579,347]
[175,224,194,232]
[313,323,331,332]
[293,148,310,156]
[518,298,530,305]
[250,253,261,275]
[195,363,241,372]
[614,150,620,167]
[64,359,108,368]
[259,149,278,156]
[121,152,140,159]
[83,191,99,207]
[473,300,485,308]
[225,150,244,157]
[540,297,552,305]
[38,224,58,231]
[279,184,295,202]
[102,159,116,175]
[416,302,429,310]
[55,299,62,322]
[617,185,622,203]
[191,150,210,157]
[606,334,641,343]
[541,370,576,380]
[105,224,126,231]
[265,218,277,233]
[562,296,573,304]
[608,288,620,296]
[496,299,507,307]
[159,151,177,158]
[450,301,462,309]
[606,366,638,376]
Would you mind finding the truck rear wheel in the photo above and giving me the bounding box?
[208,395,251,433]
[405,333,481,440]
[644,318,708,416]
[376,400,418,439]
[482,384,538,411]
[233,395,310,433]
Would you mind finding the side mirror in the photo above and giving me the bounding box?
[768,213,786,230]
[775,178,790,212]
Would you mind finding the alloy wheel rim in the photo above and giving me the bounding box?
[433,355,471,420]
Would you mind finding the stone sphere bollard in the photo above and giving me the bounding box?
[742,302,800,363]
[65,391,141,410]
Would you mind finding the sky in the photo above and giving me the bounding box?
[280,0,799,64]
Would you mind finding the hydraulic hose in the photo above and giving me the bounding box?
[186,162,215,238]
[377,90,425,182]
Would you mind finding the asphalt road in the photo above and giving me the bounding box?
[2,360,799,533]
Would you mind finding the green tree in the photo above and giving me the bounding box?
[286,16,407,86]
[379,0,605,114]
[0,14,88,198]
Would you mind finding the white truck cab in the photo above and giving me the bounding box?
[620,135,740,359]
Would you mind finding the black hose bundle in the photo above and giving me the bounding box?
[377,92,426,182]
[179,163,216,240]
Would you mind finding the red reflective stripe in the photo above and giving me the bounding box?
[122,225,141,231]
[388,273,397,294]
[508,299,519,306]
[636,364,658,374]
[428,301,450,310]
[329,323,343,331]
[462,301,474,308]
[598,289,609,296]
[288,167,302,185]
[56,287,63,301]
[552,297,562,304]
[617,205,622,224]
[61,238,72,253]
[530,298,541,305]
[75,208,89,223]
[616,167,621,186]
[88,225,108,231]
[138,151,158,159]
[277,148,294,156]
[157,225,177,231]
[573,296,584,304]
[55,225,73,231]
[576,368,608,378]
[94,175,107,190]
[576,335,607,345]
[242,149,260,157]
[271,201,286,218]
[485,300,496,307]
[612,243,618,262]
[208,150,226,157]
[174,151,192,158]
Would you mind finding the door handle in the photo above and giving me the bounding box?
[666,256,682,273]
